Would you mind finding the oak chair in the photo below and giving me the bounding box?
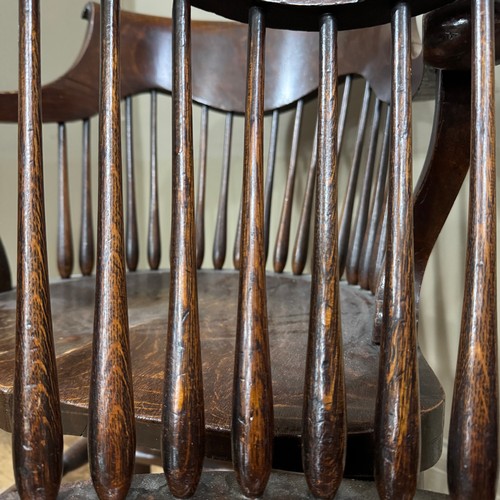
[0,0,497,499]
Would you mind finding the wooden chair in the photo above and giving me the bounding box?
[1,0,497,498]
[0,0,442,482]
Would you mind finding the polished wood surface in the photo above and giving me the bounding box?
[302,15,346,498]
[162,0,204,496]
[88,0,136,497]
[233,8,273,497]
[375,4,420,499]
[448,0,498,496]
[14,0,63,497]
[7,0,496,497]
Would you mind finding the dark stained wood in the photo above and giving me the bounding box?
[233,201,242,270]
[57,123,74,279]
[339,82,371,275]
[79,119,94,276]
[346,98,382,285]
[375,4,420,499]
[302,15,346,499]
[292,121,317,276]
[358,106,389,290]
[292,76,350,277]
[88,0,136,497]
[189,0,454,32]
[63,437,90,476]
[413,70,471,295]
[264,110,279,262]
[163,0,205,496]
[273,99,303,273]
[233,7,273,497]
[448,0,498,496]
[423,0,500,71]
[125,96,139,271]
[213,112,233,269]
[0,270,445,476]
[369,200,387,295]
[13,0,63,497]
[196,105,209,269]
[148,90,161,270]
[0,238,12,292]
[48,472,448,499]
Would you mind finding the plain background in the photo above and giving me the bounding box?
[0,0,499,495]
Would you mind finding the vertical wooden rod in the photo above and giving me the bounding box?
[263,109,279,262]
[14,0,63,496]
[196,105,209,268]
[374,4,419,498]
[125,97,139,271]
[233,6,273,497]
[292,121,318,275]
[448,0,498,496]
[359,106,390,290]
[80,118,94,276]
[163,0,204,496]
[302,14,346,499]
[89,0,136,497]
[148,90,161,270]
[337,75,352,157]
[273,99,304,272]
[213,111,233,269]
[338,81,371,275]
[346,98,382,284]
[57,122,74,279]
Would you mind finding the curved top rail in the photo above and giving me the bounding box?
[0,2,423,123]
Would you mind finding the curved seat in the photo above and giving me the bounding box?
[0,270,444,476]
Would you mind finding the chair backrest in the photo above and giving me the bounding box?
[6,0,498,498]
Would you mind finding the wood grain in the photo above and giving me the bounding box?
[232,7,273,497]
[88,0,136,497]
[302,14,346,499]
[79,118,94,276]
[57,123,74,279]
[196,105,208,269]
[448,0,498,496]
[374,4,420,498]
[163,0,205,496]
[14,0,63,497]
[125,96,139,271]
[148,90,161,270]
[273,99,303,272]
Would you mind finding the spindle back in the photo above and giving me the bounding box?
[3,0,498,498]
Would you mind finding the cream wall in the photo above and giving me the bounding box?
[0,0,498,496]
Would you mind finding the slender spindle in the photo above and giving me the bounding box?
[292,76,350,276]
[148,90,161,270]
[292,121,318,275]
[57,123,74,279]
[346,97,382,284]
[213,112,233,269]
[448,0,498,496]
[163,0,205,496]
[273,99,303,272]
[233,200,242,269]
[264,109,279,262]
[125,96,139,271]
[358,106,390,290]
[374,4,419,498]
[14,0,63,496]
[80,118,94,276]
[338,82,371,275]
[196,105,208,268]
[233,7,273,497]
[88,0,136,497]
[302,14,346,499]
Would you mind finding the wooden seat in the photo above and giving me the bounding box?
[2,0,498,498]
[0,0,446,481]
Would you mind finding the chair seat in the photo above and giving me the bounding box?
[4,473,445,499]
[0,270,444,476]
